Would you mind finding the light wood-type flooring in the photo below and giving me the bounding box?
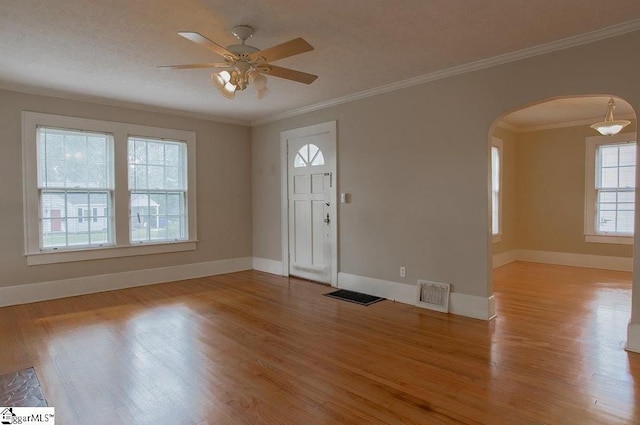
[1,261,639,424]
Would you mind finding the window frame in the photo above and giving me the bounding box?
[23,112,197,265]
[491,137,503,243]
[584,132,636,245]
[293,143,325,168]
[37,126,115,250]
[127,136,189,244]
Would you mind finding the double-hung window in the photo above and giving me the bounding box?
[585,133,636,244]
[128,137,187,243]
[23,112,197,265]
[38,127,114,249]
[491,137,503,242]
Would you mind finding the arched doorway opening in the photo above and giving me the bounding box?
[487,95,638,351]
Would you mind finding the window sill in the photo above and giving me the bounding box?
[26,240,198,265]
[584,234,633,245]
[492,234,502,243]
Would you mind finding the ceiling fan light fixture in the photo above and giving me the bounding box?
[165,28,317,101]
[211,71,231,90]
[252,72,267,90]
[212,70,238,99]
[221,81,237,99]
[255,87,269,99]
[591,98,631,136]
[246,70,268,98]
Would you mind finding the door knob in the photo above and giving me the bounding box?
[324,213,330,224]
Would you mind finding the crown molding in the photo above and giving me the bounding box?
[0,82,251,127]
[496,121,520,132]
[501,113,636,133]
[516,113,636,133]
[251,19,640,127]
[3,18,639,129]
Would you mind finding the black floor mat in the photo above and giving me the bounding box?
[324,289,385,306]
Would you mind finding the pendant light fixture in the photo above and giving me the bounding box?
[590,98,631,136]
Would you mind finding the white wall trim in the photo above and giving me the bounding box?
[493,249,633,272]
[492,250,519,268]
[626,321,640,353]
[450,293,496,321]
[338,272,415,304]
[252,257,284,275]
[337,272,495,321]
[0,257,253,308]
[585,234,634,245]
[251,19,640,127]
[27,241,198,265]
[497,113,636,134]
[280,134,289,277]
[4,20,638,130]
[517,113,636,133]
[0,83,250,126]
[496,121,520,132]
[519,249,633,272]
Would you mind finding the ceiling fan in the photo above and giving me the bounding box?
[159,25,318,99]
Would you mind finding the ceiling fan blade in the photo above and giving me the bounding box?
[178,31,234,58]
[250,38,314,63]
[263,65,318,84]
[158,63,232,70]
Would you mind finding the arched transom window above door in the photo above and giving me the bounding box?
[294,143,325,168]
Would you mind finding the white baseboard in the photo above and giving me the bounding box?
[627,321,640,353]
[0,257,253,308]
[517,249,632,272]
[450,293,497,320]
[493,249,632,272]
[337,272,495,321]
[338,272,415,304]
[492,250,518,268]
[252,257,284,275]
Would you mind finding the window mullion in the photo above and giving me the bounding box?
[64,191,69,248]
[25,112,195,260]
[87,191,92,245]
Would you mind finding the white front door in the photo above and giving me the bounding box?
[285,123,336,284]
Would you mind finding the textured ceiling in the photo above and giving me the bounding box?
[1,0,640,125]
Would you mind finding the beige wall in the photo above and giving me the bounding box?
[252,31,640,299]
[5,31,639,319]
[516,123,636,257]
[491,126,518,255]
[0,89,252,288]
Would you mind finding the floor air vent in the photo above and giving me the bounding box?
[416,280,450,313]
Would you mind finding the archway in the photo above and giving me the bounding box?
[487,95,638,352]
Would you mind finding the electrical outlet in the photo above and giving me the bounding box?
[400,267,406,278]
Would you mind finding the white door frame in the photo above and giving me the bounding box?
[280,121,338,286]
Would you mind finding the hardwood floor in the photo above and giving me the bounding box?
[1,261,638,424]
